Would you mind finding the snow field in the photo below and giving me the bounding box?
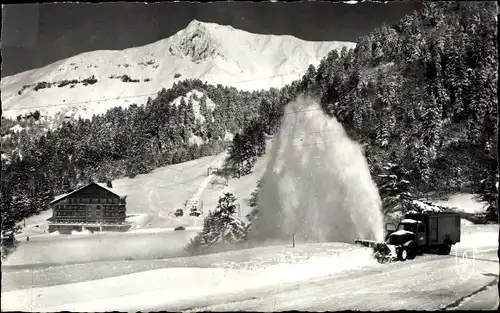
[2,230,199,267]
[1,243,380,312]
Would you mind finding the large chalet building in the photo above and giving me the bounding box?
[47,182,130,234]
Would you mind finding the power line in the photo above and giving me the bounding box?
[147,176,223,192]
[3,70,306,112]
[281,107,325,116]
[227,71,306,86]
[137,137,360,194]
[4,92,155,112]
[143,182,220,194]
[277,127,341,139]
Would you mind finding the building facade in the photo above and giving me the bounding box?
[47,182,130,233]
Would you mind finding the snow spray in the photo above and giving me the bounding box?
[249,95,384,244]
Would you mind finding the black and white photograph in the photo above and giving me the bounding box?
[1,1,499,311]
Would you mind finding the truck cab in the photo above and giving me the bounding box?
[386,218,427,247]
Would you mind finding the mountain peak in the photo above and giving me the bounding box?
[169,19,226,63]
[186,19,205,29]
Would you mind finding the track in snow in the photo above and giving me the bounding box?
[178,249,499,312]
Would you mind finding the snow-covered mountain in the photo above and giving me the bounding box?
[1,20,356,120]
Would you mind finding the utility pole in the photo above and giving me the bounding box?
[293,233,295,248]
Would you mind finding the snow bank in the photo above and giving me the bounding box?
[455,229,498,249]
[431,193,489,214]
[407,200,444,213]
[126,214,152,228]
[1,244,378,312]
[71,229,93,236]
[126,227,203,234]
[262,247,377,282]
[461,219,474,227]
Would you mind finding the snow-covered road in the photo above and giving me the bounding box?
[181,249,499,312]
[2,226,498,312]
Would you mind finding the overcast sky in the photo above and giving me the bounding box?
[1,1,422,77]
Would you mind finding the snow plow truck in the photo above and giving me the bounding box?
[355,212,461,263]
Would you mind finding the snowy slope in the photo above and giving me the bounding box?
[1,20,356,120]
[13,152,227,239]
[171,89,217,124]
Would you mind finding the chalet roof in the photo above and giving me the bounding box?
[49,182,127,205]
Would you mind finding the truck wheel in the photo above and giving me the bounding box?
[404,241,418,260]
[398,248,408,261]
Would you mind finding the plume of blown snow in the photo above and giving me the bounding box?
[249,95,384,244]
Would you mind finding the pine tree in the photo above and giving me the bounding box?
[227,133,243,174]
[299,64,317,92]
[246,180,262,223]
[187,193,247,253]
[178,97,187,125]
[199,94,208,120]
[186,98,196,128]
[478,174,499,223]
[376,162,414,215]
[421,85,442,149]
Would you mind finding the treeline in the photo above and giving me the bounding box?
[304,1,497,197]
[0,79,295,238]
[229,2,497,221]
[225,122,267,177]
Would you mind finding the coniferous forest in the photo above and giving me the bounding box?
[1,2,497,242]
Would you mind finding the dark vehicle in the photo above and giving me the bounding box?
[174,209,184,217]
[356,212,461,262]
